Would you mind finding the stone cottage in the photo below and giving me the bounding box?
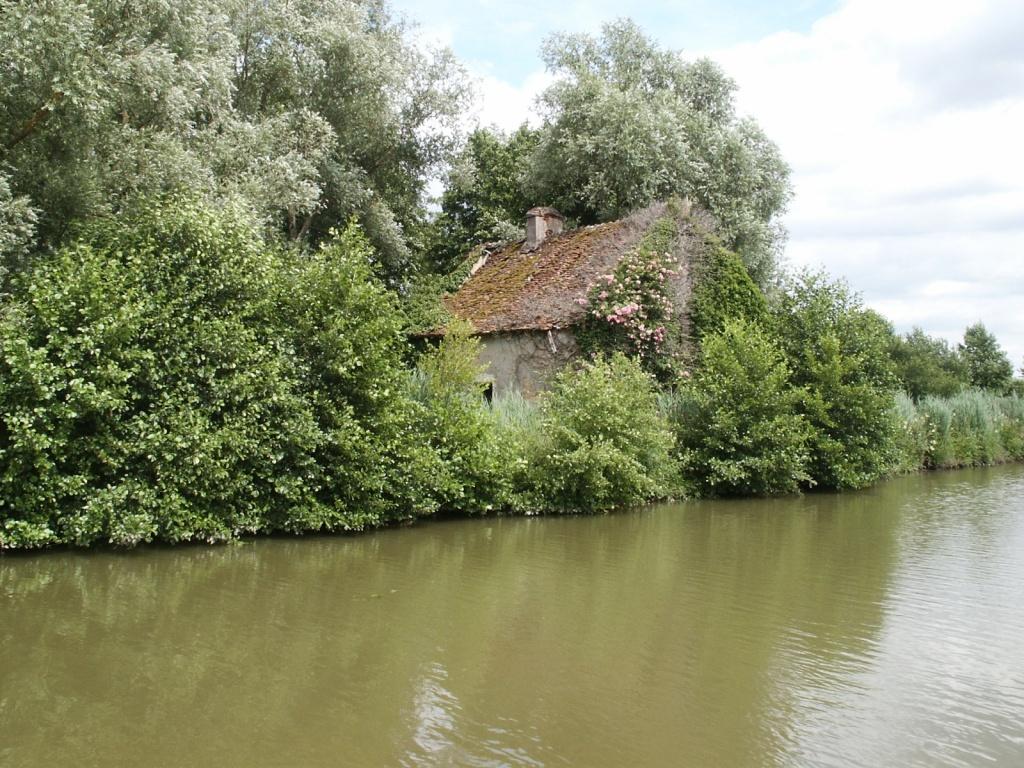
[431,200,702,397]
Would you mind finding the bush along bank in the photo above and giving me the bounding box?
[2,200,1022,550]
[0,201,442,548]
[0,200,682,548]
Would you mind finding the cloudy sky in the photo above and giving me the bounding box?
[392,0,1024,367]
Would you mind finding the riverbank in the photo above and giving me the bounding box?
[4,384,1022,554]
[3,202,1023,551]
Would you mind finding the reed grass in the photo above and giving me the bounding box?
[894,389,1024,471]
[491,390,540,431]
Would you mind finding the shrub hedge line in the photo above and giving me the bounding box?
[2,201,1021,549]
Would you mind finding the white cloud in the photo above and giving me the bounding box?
[470,69,554,132]
[421,68,552,208]
[706,0,1024,366]
[400,14,455,53]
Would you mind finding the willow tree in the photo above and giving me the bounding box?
[527,19,791,285]
[225,0,470,278]
[0,171,35,291]
[0,0,469,282]
[0,0,237,244]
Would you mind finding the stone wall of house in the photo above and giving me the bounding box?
[477,329,579,398]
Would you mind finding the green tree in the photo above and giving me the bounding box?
[527,19,791,285]
[959,322,1013,393]
[890,327,969,399]
[427,125,538,273]
[0,0,469,282]
[773,272,898,489]
[0,169,36,291]
[0,0,236,244]
[225,0,470,278]
[671,319,811,496]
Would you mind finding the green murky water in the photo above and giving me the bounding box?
[3,465,1024,767]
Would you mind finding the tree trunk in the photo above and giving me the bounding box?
[5,91,64,151]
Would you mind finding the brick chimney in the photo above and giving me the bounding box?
[523,207,564,251]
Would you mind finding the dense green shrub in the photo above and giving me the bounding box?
[689,238,768,342]
[1,200,304,546]
[667,319,811,496]
[0,199,437,549]
[271,224,440,531]
[521,354,679,512]
[773,272,899,489]
[409,320,511,514]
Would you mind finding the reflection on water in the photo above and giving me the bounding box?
[2,465,1023,767]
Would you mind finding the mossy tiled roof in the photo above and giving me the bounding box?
[442,209,661,334]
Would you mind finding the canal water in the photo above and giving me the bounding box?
[2,465,1023,767]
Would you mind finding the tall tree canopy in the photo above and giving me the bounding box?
[1,0,235,243]
[0,0,468,281]
[890,327,969,400]
[527,19,791,285]
[427,125,538,273]
[0,170,36,291]
[959,322,1014,393]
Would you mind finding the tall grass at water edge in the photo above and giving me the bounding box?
[464,386,1024,495]
[893,389,1024,472]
